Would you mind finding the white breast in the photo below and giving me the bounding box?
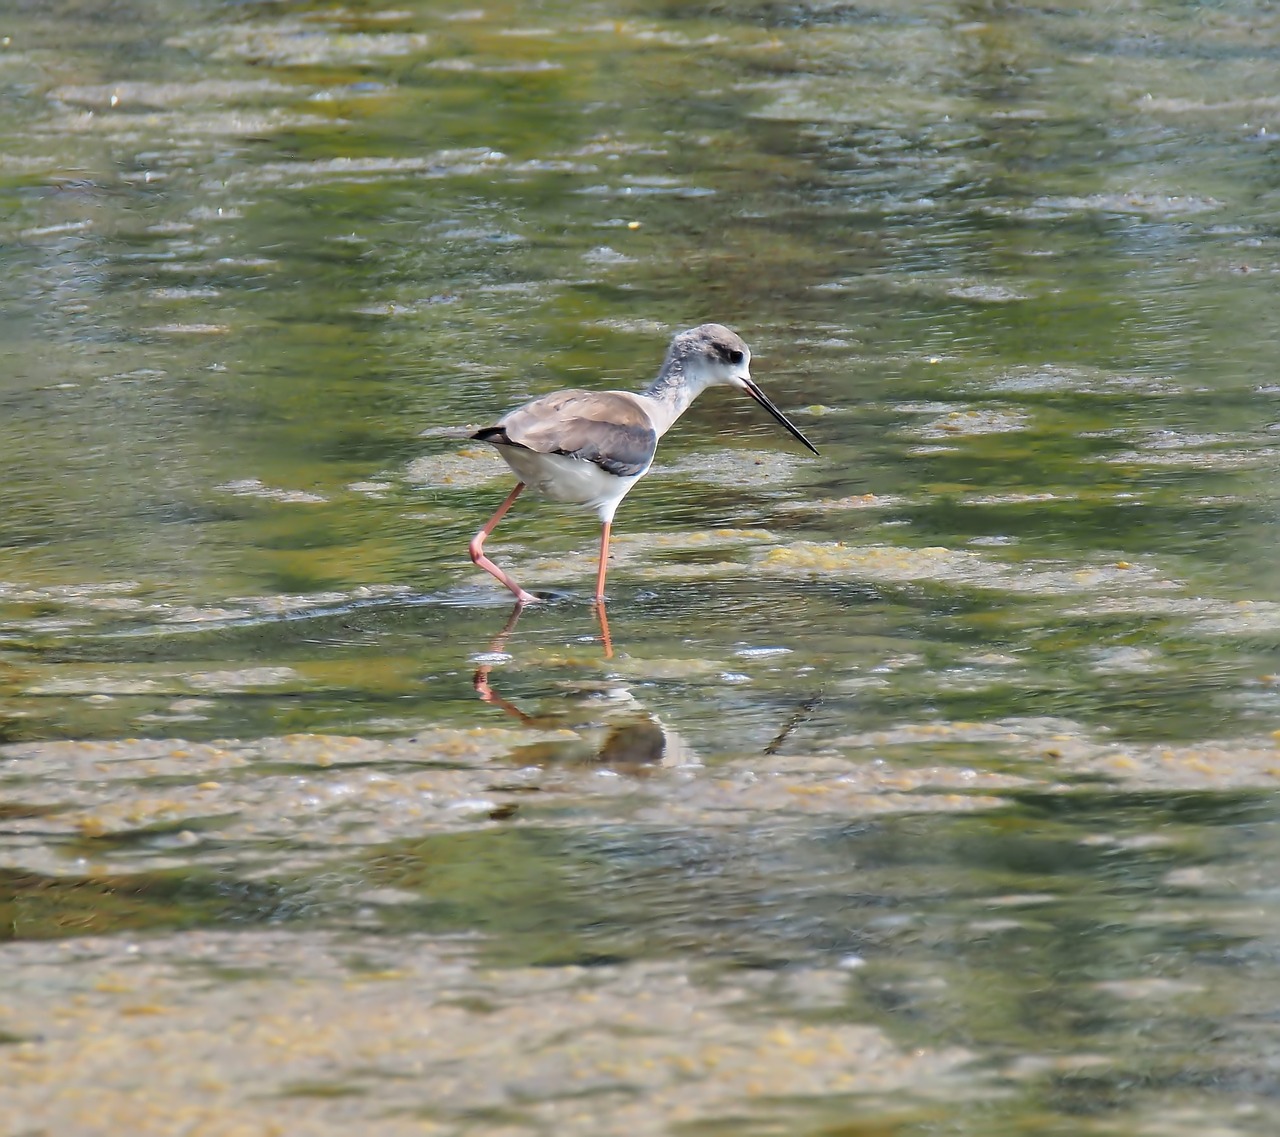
[492,445,649,523]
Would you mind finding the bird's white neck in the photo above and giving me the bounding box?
[638,358,719,437]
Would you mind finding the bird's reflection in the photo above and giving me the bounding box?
[472,601,538,723]
[472,600,697,769]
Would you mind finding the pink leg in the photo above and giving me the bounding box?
[596,598,613,660]
[469,483,538,605]
[594,520,612,604]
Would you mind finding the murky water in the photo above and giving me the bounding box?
[3,0,1280,1132]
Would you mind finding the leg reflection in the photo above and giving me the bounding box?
[472,600,533,723]
[595,598,613,661]
[473,600,674,768]
[472,597,615,723]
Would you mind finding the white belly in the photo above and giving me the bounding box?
[493,445,648,522]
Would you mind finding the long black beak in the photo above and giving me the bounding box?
[743,377,819,455]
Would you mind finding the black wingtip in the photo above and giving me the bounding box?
[472,426,509,444]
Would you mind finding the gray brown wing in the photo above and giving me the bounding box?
[474,390,657,478]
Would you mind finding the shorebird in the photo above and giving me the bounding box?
[468,322,818,606]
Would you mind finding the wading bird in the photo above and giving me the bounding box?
[468,323,818,606]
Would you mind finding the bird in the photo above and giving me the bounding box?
[467,322,818,606]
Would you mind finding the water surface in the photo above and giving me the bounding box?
[3,0,1280,1133]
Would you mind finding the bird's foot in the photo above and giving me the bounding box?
[515,587,579,604]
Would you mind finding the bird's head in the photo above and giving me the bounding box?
[671,323,753,388]
[671,323,818,456]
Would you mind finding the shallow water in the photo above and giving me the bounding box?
[3,0,1280,1132]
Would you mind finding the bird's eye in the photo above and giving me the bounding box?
[727,349,744,365]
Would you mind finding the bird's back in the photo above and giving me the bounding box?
[474,389,658,478]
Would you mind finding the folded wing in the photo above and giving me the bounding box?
[474,390,658,478]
